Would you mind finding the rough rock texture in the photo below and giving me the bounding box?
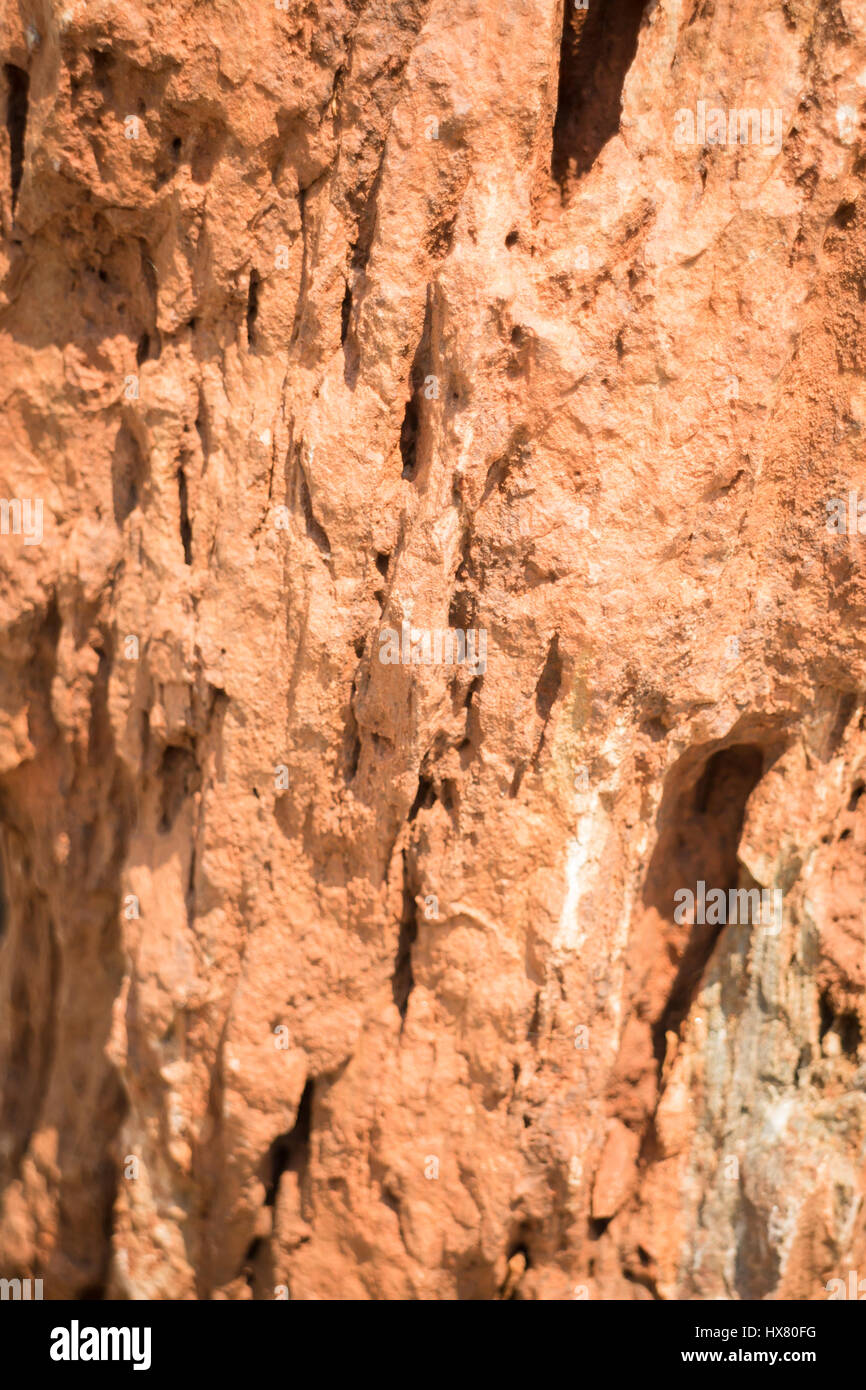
[1,0,866,1301]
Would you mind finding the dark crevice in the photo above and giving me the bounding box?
[400,289,434,482]
[89,49,113,95]
[833,200,857,229]
[501,1241,531,1299]
[246,269,260,349]
[344,729,361,783]
[819,990,861,1058]
[158,744,199,832]
[392,853,418,1021]
[340,281,352,345]
[112,423,148,525]
[177,464,192,563]
[551,0,647,189]
[195,388,210,471]
[501,1228,534,1298]
[399,395,420,480]
[185,838,196,929]
[263,1079,314,1208]
[4,65,29,211]
[408,775,435,822]
[342,673,362,784]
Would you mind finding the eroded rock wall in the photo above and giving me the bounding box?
[0,0,865,1299]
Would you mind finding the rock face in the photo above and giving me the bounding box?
[1,0,865,1301]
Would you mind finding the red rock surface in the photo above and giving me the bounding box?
[0,0,865,1300]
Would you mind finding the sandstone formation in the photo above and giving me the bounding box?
[1,0,865,1300]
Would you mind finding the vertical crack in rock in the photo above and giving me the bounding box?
[400,289,434,482]
[4,64,28,211]
[176,463,193,563]
[552,0,648,188]
[399,394,420,482]
[340,280,352,346]
[392,851,418,1021]
[246,268,260,350]
[195,387,209,470]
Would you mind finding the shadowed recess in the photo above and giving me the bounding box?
[551,0,647,187]
[4,65,29,210]
[645,743,766,1061]
[263,1079,314,1207]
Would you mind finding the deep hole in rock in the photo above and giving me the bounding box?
[4,65,29,210]
[551,0,647,188]
[833,200,857,229]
